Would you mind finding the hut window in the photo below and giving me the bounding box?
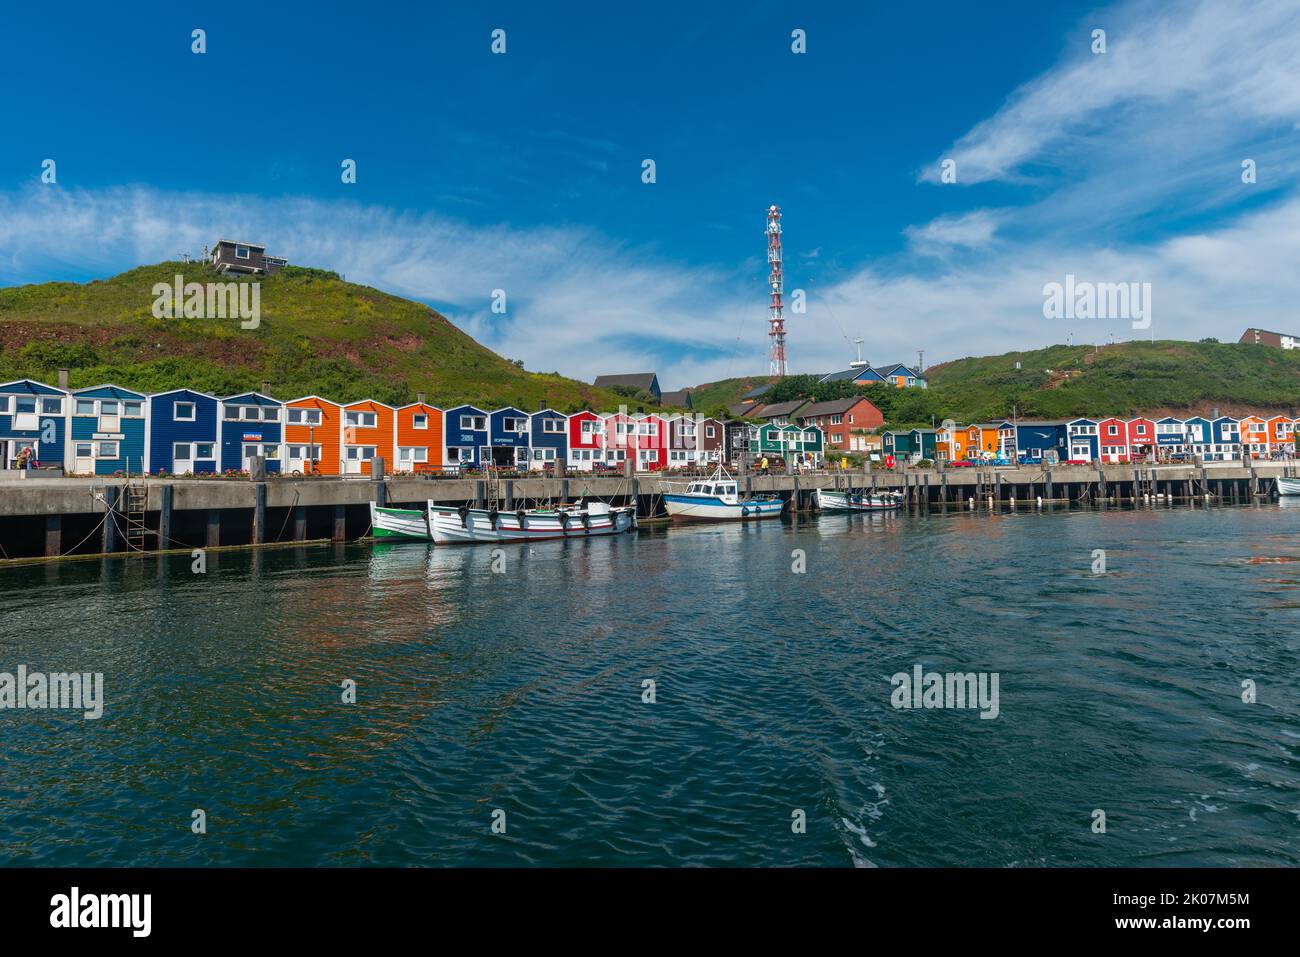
[97,441,118,458]
[76,399,95,415]
[41,398,62,414]
[542,418,564,433]
[235,245,250,259]
[413,415,428,430]
[346,411,377,428]
[174,402,196,421]
[123,401,143,417]
[195,443,214,458]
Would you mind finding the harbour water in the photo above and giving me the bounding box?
[1,504,1298,867]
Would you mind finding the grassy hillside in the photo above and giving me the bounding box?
[924,340,1300,422]
[690,340,1300,429]
[687,375,777,415]
[0,262,625,411]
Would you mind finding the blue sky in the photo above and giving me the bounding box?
[2,0,1299,388]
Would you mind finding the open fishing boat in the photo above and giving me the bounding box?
[1278,477,1300,496]
[369,502,432,541]
[426,499,637,544]
[662,466,785,521]
[815,488,904,512]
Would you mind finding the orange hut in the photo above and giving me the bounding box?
[283,396,342,475]
[395,400,444,473]
[1239,415,1268,457]
[342,399,396,475]
[1267,415,1297,456]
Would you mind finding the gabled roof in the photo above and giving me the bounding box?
[72,383,147,400]
[0,379,65,396]
[797,397,876,418]
[150,387,218,401]
[752,399,808,419]
[285,394,343,408]
[1014,419,1071,427]
[659,388,693,408]
[593,372,659,393]
[222,391,281,406]
[739,383,774,401]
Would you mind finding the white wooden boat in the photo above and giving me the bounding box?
[426,500,636,544]
[369,502,432,541]
[815,488,903,512]
[662,466,785,521]
[1278,477,1300,496]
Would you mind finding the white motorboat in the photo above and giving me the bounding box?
[815,488,904,512]
[426,499,636,544]
[661,466,785,521]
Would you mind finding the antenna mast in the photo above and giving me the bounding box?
[766,205,786,377]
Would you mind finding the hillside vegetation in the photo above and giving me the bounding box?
[690,341,1300,429]
[0,262,625,411]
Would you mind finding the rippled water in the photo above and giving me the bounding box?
[1,503,1298,866]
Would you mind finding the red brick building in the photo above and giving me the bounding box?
[796,397,883,454]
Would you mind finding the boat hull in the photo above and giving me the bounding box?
[427,501,636,544]
[662,495,785,521]
[1278,477,1300,496]
[369,503,432,540]
[815,488,902,512]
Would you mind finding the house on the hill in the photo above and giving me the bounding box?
[659,388,692,409]
[819,361,927,389]
[593,372,661,403]
[1240,327,1300,349]
[209,239,288,275]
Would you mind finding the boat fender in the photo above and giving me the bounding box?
[741,505,750,517]
[559,511,570,529]
[488,507,499,528]
[457,504,470,528]
[516,508,527,528]
[581,512,591,530]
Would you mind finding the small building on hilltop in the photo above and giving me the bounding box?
[209,239,288,275]
[593,372,661,403]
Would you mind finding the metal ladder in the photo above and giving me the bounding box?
[122,462,152,551]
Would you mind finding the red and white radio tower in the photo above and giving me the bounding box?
[766,204,787,377]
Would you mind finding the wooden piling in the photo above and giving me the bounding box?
[205,508,221,548]
[333,504,347,541]
[159,484,174,547]
[252,483,267,545]
[44,515,61,558]
[294,505,307,541]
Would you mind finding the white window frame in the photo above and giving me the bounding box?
[174,402,196,422]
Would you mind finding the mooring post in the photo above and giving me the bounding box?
[793,474,801,510]
[333,504,347,541]
[923,471,930,507]
[294,505,307,541]
[159,484,174,548]
[206,508,221,548]
[1045,468,1053,501]
[372,457,387,508]
[504,480,514,510]
[44,514,61,558]
[475,479,486,509]
[101,486,120,553]
[252,482,267,545]
[630,476,640,517]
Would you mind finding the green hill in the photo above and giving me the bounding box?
[0,262,625,411]
[689,340,1300,429]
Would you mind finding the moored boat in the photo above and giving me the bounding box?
[815,487,903,512]
[426,499,636,544]
[1278,477,1300,496]
[662,466,785,521]
[369,502,432,541]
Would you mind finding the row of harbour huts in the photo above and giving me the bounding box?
[0,378,825,476]
[883,415,1300,464]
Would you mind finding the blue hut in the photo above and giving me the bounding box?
[0,379,67,470]
[67,385,147,475]
[220,392,284,473]
[1066,418,1100,461]
[148,388,219,474]
[1014,420,1069,463]
[1153,417,1186,458]
[529,408,568,471]
[486,406,531,469]
[1210,416,1241,461]
[1182,416,1212,458]
[443,404,488,470]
